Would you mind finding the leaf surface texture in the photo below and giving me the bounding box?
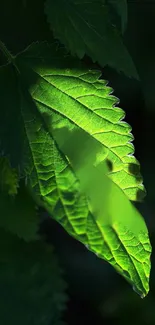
[45,0,138,78]
[0,42,151,297]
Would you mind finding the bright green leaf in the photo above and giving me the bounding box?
[44,0,138,78]
[51,127,146,232]
[0,42,151,296]
[16,42,144,201]
[0,228,68,325]
[51,126,151,297]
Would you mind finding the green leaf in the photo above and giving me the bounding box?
[50,126,151,298]
[44,0,138,79]
[0,182,40,241]
[51,127,144,231]
[15,42,144,202]
[0,158,40,241]
[0,157,18,195]
[107,0,128,34]
[0,42,151,296]
[0,228,68,325]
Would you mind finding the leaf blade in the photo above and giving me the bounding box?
[16,42,143,201]
[45,0,138,78]
[107,0,128,34]
[0,42,151,297]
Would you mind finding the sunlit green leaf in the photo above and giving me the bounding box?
[0,42,151,296]
[51,126,151,298]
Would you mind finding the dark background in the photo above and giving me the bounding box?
[0,0,155,324]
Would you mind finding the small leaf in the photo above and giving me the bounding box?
[0,157,18,195]
[0,181,40,241]
[0,157,39,241]
[45,0,138,78]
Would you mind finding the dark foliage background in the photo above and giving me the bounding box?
[0,0,155,324]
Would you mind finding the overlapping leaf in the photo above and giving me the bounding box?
[15,42,144,201]
[46,126,151,297]
[45,0,138,78]
[0,42,151,296]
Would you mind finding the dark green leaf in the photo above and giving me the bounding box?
[45,0,138,78]
[107,0,128,34]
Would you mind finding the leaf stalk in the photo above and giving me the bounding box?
[0,40,20,73]
[0,40,14,63]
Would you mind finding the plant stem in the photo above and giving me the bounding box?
[0,40,20,73]
[0,40,14,63]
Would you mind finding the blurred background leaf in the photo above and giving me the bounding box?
[106,0,128,34]
[0,181,40,241]
[0,228,68,325]
[45,0,138,78]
